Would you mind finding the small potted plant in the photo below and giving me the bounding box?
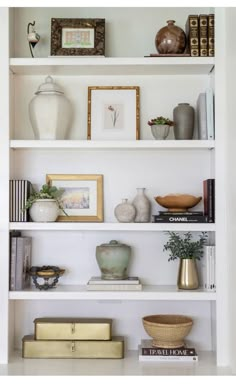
[148,116,174,140]
[24,184,66,222]
[163,231,208,290]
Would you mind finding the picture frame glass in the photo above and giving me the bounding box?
[62,28,95,49]
[88,87,140,140]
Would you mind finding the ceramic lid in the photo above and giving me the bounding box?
[35,75,64,95]
[99,240,129,248]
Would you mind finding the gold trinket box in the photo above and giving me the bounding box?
[34,318,112,340]
[22,335,124,359]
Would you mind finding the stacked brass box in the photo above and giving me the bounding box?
[22,318,124,359]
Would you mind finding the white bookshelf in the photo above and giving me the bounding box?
[0,6,234,375]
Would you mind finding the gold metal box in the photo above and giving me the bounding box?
[22,335,124,359]
[34,318,112,341]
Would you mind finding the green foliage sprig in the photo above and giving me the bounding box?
[24,184,67,215]
[148,116,174,126]
[163,231,208,261]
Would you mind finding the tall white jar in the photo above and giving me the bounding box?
[29,75,72,140]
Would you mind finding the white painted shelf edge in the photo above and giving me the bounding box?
[9,285,216,301]
[10,140,215,150]
[9,57,215,75]
[9,222,216,231]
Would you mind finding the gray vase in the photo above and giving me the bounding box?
[114,199,136,223]
[173,103,194,140]
[132,188,151,223]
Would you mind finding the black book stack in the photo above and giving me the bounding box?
[9,180,32,222]
[152,211,208,223]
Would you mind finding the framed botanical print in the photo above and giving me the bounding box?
[87,86,140,140]
[46,174,103,222]
[51,18,105,56]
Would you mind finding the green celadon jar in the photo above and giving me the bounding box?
[96,240,131,280]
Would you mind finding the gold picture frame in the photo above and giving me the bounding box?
[46,174,103,222]
[87,86,140,140]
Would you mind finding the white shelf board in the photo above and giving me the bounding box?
[10,57,215,76]
[1,350,231,376]
[10,222,216,231]
[10,140,215,150]
[9,285,216,301]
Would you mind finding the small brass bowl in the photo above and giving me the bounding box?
[29,266,65,290]
[154,194,202,212]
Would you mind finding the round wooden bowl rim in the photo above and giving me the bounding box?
[142,314,193,327]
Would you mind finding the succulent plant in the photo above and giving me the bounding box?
[148,116,174,126]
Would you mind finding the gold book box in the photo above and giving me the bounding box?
[34,318,112,341]
[22,335,124,359]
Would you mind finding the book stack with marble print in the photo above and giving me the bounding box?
[22,318,124,359]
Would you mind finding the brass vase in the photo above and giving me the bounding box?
[177,259,199,290]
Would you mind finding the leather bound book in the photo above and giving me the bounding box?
[199,14,208,57]
[185,15,199,56]
[208,14,215,56]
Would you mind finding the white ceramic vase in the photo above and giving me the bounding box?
[29,199,59,222]
[114,199,136,223]
[132,188,151,223]
[29,75,72,140]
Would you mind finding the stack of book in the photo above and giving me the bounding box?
[22,317,124,358]
[9,179,32,222]
[87,276,142,291]
[202,245,216,291]
[9,231,32,291]
[152,211,208,224]
[185,14,214,57]
[139,339,198,362]
[197,88,214,140]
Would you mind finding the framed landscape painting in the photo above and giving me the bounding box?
[46,174,103,222]
[87,86,140,140]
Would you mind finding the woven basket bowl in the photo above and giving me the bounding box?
[142,314,193,348]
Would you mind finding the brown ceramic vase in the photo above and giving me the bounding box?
[155,20,186,54]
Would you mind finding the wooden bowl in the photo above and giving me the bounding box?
[154,194,202,212]
[142,314,193,348]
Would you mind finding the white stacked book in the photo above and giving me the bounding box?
[202,245,216,291]
[138,339,198,362]
[197,88,214,140]
[87,276,142,291]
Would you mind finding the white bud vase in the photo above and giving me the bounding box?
[132,188,151,223]
[114,199,136,223]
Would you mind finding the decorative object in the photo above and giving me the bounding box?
[173,103,195,140]
[27,21,40,58]
[148,116,174,140]
[132,188,151,222]
[29,75,72,140]
[163,231,208,290]
[142,314,193,348]
[51,18,105,56]
[155,20,186,54]
[154,194,202,212]
[87,86,140,140]
[114,199,136,223]
[29,266,65,290]
[22,335,124,359]
[34,318,112,341]
[46,174,103,222]
[24,184,66,222]
[96,240,131,280]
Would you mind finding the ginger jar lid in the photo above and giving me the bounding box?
[35,75,64,95]
[99,240,130,248]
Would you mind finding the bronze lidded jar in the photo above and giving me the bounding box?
[96,240,131,280]
[155,20,186,54]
